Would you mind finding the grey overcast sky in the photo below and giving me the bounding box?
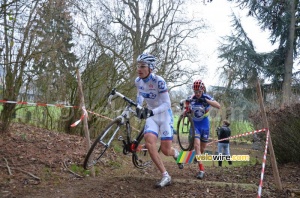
[189,0,277,87]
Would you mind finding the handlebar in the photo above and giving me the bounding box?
[180,98,206,112]
[180,98,198,108]
[108,88,143,110]
[182,98,199,103]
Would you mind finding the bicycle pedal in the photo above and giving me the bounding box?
[118,136,124,141]
[135,144,146,152]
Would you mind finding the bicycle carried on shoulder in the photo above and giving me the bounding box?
[176,99,197,151]
[83,89,152,170]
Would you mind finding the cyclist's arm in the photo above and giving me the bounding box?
[151,91,171,115]
[136,90,144,106]
[205,98,221,109]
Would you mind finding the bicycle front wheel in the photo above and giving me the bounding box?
[177,113,195,151]
[83,118,122,170]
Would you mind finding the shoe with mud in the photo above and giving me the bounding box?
[178,163,184,169]
[196,171,205,179]
[174,149,184,169]
[173,156,184,169]
[155,175,171,188]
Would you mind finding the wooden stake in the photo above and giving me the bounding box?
[211,118,216,167]
[76,69,95,177]
[256,79,282,190]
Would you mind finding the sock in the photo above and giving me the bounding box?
[199,163,204,171]
[162,171,169,177]
[174,148,179,158]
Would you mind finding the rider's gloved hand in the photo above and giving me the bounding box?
[197,98,206,103]
[136,107,154,119]
[179,101,184,110]
[198,98,209,107]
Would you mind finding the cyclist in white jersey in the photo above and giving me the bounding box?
[135,53,181,188]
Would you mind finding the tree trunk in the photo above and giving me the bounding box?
[222,70,234,121]
[0,103,16,133]
[0,1,39,134]
[282,0,296,106]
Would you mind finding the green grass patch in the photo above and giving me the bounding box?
[112,142,123,153]
[70,164,91,176]
[107,160,122,169]
[40,167,60,183]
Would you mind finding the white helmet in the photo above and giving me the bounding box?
[137,53,156,70]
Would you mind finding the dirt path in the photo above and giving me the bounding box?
[0,123,299,198]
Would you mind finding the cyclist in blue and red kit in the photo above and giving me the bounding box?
[188,80,220,179]
[134,53,182,188]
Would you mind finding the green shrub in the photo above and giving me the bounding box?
[250,103,300,164]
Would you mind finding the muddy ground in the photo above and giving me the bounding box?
[0,123,299,198]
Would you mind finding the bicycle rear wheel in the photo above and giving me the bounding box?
[83,118,122,170]
[177,113,195,151]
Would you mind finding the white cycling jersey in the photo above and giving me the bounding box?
[135,73,174,140]
[135,73,171,114]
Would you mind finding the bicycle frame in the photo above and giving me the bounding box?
[97,120,121,150]
[180,99,194,115]
[83,88,153,170]
[107,89,143,152]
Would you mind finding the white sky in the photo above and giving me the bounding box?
[188,0,277,87]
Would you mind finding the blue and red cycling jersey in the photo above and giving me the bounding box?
[188,93,215,142]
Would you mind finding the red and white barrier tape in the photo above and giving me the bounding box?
[207,128,267,145]
[0,100,78,108]
[70,107,88,127]
[206,128,270,197]
[1,98,272,196]
[257,129,270,198]
[0,99,90,128]
[86,110,113,121]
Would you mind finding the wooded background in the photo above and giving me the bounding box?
[0,0,299,163]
